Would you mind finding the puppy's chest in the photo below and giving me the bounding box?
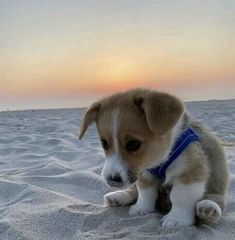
[164,154,187,184]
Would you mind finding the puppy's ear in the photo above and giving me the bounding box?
[79,102,100,139]
[134,91,184,135]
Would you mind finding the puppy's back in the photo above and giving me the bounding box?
[191,120,229,196]
[187,116,230,225]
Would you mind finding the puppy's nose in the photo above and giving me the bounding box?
[109,175,122,183]
[107,174,123,186]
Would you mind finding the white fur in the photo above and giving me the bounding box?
[112,108,119,152]
[129,181,158,216]
[102,108,130,185]
[102,154,128,185]
[162,181,205,227]
[104,190,135,207]
[196,199,222,221]
[170,113,185,149]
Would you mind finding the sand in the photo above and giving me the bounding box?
[0,99,234,240]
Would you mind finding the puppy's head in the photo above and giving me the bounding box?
[79,89,184,187]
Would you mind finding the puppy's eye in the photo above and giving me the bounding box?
[125,140,142,152]
[101,138,109,150]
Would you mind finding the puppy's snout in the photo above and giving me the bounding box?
[109,174,122,183]
[107,174,123,187]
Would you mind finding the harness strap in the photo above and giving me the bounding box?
[147,128,199,180]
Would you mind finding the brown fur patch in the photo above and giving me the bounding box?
[79,102,100,139]
[134,90,184,135]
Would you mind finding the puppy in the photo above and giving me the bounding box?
[79,89,230,227]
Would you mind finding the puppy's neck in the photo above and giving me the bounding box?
[151,111,187,168]
[170,112,187,150]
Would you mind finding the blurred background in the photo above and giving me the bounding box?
[0,0,234,111]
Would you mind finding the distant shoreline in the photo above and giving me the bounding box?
[1,98,234,113]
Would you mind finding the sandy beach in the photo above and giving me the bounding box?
[0,99,234,240]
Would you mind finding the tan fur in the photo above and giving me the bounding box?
[134,91,184,134]
[79,88,230,226]
[125,184,138,200]
[79,102,100,139]
[194,123,230,203]
[138,174,157,188]
[179,143,209,184]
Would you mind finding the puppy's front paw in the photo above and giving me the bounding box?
[196,200,221,223]
[128,203,155,216]
[162,211,194,227]
[104,191,133,207]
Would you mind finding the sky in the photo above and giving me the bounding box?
[0,0,234,111]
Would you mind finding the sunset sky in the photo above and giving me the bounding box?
[0,0,234,111]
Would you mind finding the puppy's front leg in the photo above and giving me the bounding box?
[104,184,137,207]
[129,176,159,216]
[162,180,205,227]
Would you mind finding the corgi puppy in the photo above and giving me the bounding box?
[79,89,230,227]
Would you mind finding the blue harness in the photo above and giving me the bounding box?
[147,128,199,180]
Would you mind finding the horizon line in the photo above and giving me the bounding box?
[1,98,234,113]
